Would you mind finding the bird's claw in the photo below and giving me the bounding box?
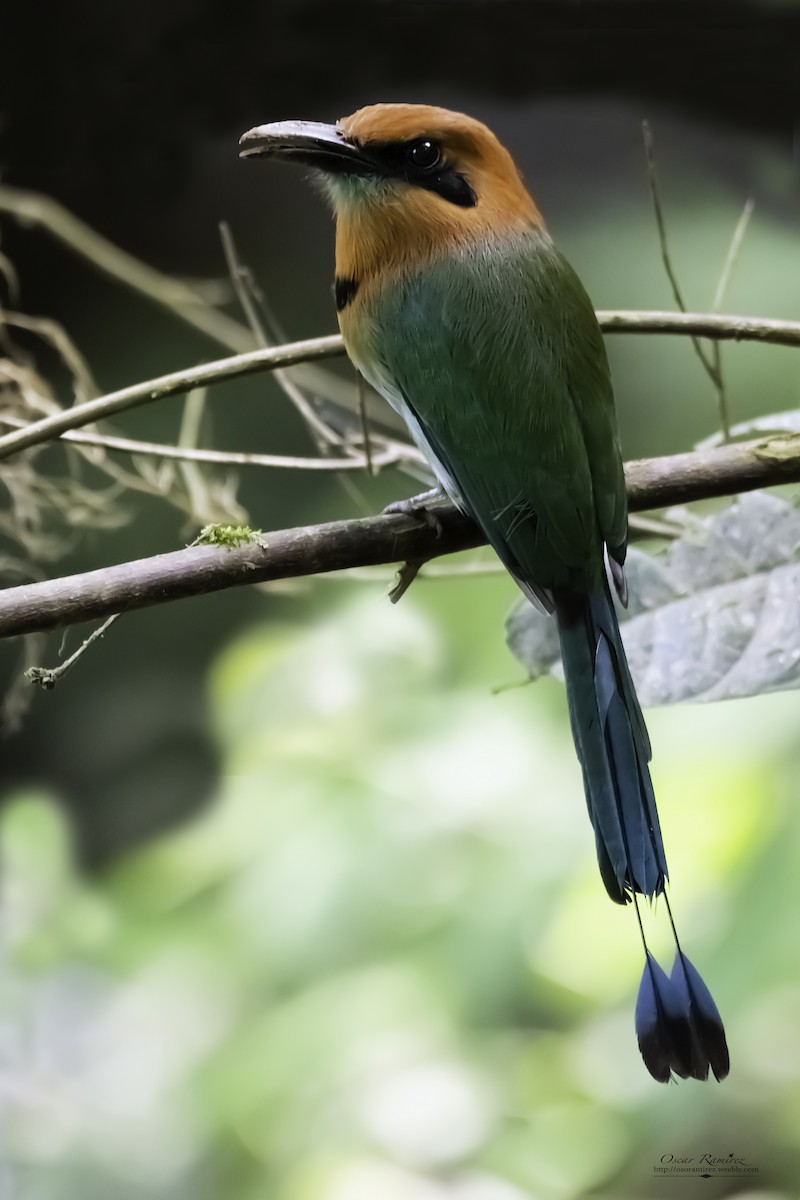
[383,487,445,537]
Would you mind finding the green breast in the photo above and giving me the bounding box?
[357,230,627,594]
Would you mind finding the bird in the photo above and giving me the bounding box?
[240,102,729,1082]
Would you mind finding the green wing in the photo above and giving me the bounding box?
[369,231,628,598]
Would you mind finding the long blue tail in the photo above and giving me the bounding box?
[555,577,666,904]
[553,578,729,1082]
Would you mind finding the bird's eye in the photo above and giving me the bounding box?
[407,140,441,171]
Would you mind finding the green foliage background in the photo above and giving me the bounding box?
[3,565,800,1198]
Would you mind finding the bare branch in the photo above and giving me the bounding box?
[595,311,800,345]
[0,183,358,414]
[219,220,270,347]
[708,197,756,441]
[0,335,345,461]
[641,121,724,400]
[26,613,121,689]
[219,220,351,451]
[712,198,755,314]
[0,420,417,471]
[325,517,685,592]
[356,375,376,476]
[0,312,797,467]
[1,433,799,640]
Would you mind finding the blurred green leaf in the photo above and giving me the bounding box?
[3,582,800,1196]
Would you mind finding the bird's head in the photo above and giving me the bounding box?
[240,103,543,280]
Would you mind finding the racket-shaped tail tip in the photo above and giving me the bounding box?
[636,952,695,1082]
[635,951,729,1083]
[670,952,730,1082]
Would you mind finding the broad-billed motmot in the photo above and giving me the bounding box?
[240,103,729,1082]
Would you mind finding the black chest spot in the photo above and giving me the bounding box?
[334,275,359,311]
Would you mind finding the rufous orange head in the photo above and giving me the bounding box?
[240,103,543,282]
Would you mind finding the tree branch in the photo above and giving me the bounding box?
[0,419,418,472]
[640,121,727,411]
[594,310,800,345]
[0,312,797,465]
[0,336,345,460]
[1,433,799,640]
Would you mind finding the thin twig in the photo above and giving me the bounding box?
[0,183,360,414]
[642,121,727,424]
[627,513,685,540]
[595,311,800,344]
[219,234,288,346]
[642,123,717,368]
[709,197,756,441]
[0,335,345,461]
[1,432,799,640]
[219,223,380,519]
[220,220,351,451]
[25,613,121,688]
[0,417,414,471]
[176,387,219,523]
[0,313,797,466]
[712,198,755,314]
[709,354,729,446]
[357,375,376,476]
[219,221,270,346]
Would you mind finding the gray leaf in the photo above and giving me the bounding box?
[505,491,800,705]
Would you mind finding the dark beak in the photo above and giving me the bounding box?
[239,120,368,173]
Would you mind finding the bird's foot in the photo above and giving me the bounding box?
[383,487,446,537]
